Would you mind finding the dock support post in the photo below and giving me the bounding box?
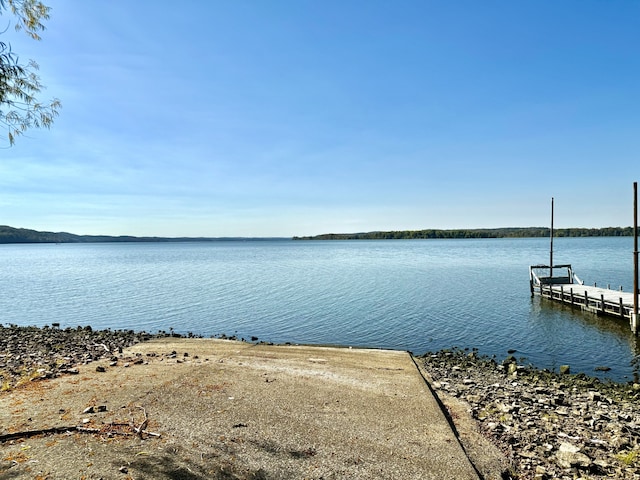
[570,288,574,305]
[601,294,605,315]
[634,181,638,334]
[585,291,589,309]
[620,297,625,319]
[550,197,554,279]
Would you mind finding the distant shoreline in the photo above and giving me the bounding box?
[0,225,288,244]
[294,226,634,241]
[0,225,634,244]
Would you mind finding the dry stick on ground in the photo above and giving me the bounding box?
[130,406,150,439]
[0,406,160,443]
[91,343,111,353]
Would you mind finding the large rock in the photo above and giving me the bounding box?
[554,442,592,469]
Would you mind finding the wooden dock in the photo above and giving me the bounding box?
[530,264,639,332]
[536,283,635,320]
[530,184,639,333]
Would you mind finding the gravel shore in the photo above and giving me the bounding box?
[419,348,640,479]
[0,324,162,389]
[3,326,640,479]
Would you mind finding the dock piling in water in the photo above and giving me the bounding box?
[632,181,638,334]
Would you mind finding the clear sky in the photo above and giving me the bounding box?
[2,1,639,237]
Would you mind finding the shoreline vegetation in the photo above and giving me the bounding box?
[294,226,635,241]
[0,225,634,244]
[2,326,640,478]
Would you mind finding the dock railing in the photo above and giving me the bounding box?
[529,264,574,295]
[538,283,633,320]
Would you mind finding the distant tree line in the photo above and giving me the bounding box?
[0,225,278,243]
[1,225,634,244]
[0,225,178,243]
[293,227,635,241]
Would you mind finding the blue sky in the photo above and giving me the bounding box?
[2,1,639,237]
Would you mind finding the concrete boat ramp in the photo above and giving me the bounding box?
[0,338,504,479]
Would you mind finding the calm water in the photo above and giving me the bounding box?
[1,237,639,381]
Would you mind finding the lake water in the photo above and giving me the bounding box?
[1,237,638,382]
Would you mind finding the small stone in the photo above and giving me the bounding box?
[96,366,106,373]
[534,465,548,479]
[618,412,632,422]
[594,366,611,372]
[83,406,95,414]
[588,391,601,402]
[503,355,517,366]
[559,365,571,375]
[593,458,610,470]
[609,434,630,450]
[119,466,128,474]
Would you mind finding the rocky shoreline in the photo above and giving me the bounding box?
[2,326,640,479]
[0,324,165,389]
[419,348,640,479]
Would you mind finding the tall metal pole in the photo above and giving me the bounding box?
[550,197,554,278]
[633,182,638,334]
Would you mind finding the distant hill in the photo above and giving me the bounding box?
[294,227,634,241]
[1,225,634,244]
[0,226,281,244]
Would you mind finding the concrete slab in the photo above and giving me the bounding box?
[1,339,483,479]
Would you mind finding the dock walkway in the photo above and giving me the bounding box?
[538,283,635,319]
[530,263,639,332]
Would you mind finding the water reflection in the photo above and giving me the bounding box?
[530,296,640,381]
